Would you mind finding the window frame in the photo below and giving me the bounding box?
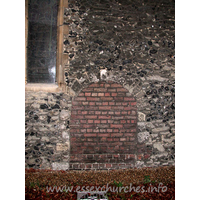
[25,0,68,92]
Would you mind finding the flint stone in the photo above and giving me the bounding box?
[62,131,69,140]
[56,143,69,151]
[152,126,169,133]
[138,112,146,122]
[153,142,165,152]
[60,110,70,120]
[137,132,150,143]
[146,75,167,82]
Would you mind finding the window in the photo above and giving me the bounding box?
[25,0,67,92]
[27,0,58,83]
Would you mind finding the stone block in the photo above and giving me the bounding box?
[137,132,150,143]
[60,110,70,120]
[56,142,69,151]
[52,162,69,170]
[138,112,146,122]
[153,143,165,152]
[62,131,69,140]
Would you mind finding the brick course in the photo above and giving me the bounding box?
[70,81,137,169]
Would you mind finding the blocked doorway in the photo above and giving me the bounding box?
[70,81,137,169]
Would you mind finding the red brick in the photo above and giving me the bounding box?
[118,92,126,96]
[84,133,97,137]
[109,102,115,106]
[107,129,113,132]
[112,106,124,110]
[124,106,133,110]
[98,115,111,119]
[95,111,101,115]
[88,111,95,114]
[99,106,112,110]
[112,116,123,120]
[107,88,116,92]
[87,97,100,101]
[82,124,95,128]
[105,163,112,168]
[99,129,106,132]
[102,111,108,115]
[87,128,93,132]
[94,88,107,92]
[125,115,136,119]
[130,102,137,106]
[70,119,79,124]
[85,92,91,96]
[100,137,107,141]
[107,120,114,123]
[98,133,110,137]
[85,106,96,110]
[111,93,117,96]
[100,97,113,101]
[124,97,135,101]
[82,87,94,92]
[114,97,124,101]
[107,138,113,142]
[81,111,88,115]
[89,102,95,106]
[120,120,127,124]
[129,137,135,141]
[72,106,84,110]
[70,128,80,133]
[75,97,86,101]
[102,102,109,106]
[105,92,110,96]
[72,101,81,106]
[120,138,127,141]
[101,120,107,123]
[71,115,84,119]
[117,88,127,92]
[88,120,93,123]
[85,115,97,119]
[77,110,82,114]
[94,120,101,123]
[98,93,104,96]
[80,129,86,133]
[105,83,110,88]
[93,129,99,133]
[111,133,123,137]
[91,93,98,96]
[115,111,121,115]
[71,110,77,115]
[80,120,87,123]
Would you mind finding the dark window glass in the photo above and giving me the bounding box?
[27,0,58,83]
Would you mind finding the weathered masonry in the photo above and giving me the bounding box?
[70,81,138,169]
[25,0,175,170]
